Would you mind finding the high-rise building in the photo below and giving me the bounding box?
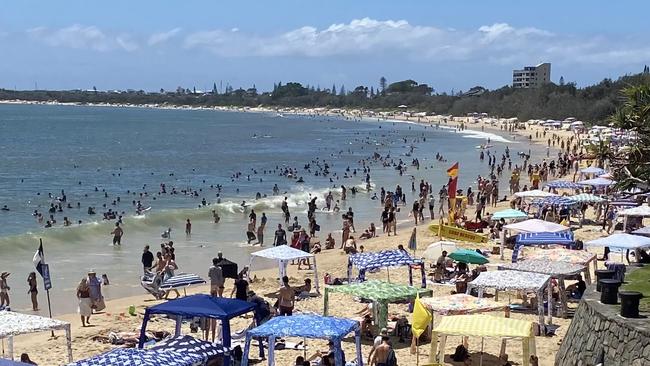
[512,63,551,88]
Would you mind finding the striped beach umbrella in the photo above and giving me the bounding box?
[545,180,582,190]
[530,196,577,207]
[515,231,574,246]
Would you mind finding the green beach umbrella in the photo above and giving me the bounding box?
[448,249,489,265]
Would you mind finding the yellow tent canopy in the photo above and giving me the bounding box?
[430,315,536,366]
[433,314,533,338]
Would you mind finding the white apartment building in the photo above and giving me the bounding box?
[513,63,551,88]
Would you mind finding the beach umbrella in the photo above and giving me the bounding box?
[448,249,488,265]
[632,226,650,237]
[491,208,527,220]
[423,241,457,261]
[586,233,650,250]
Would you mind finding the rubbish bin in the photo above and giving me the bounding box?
[619,291,644,318]
[595,270,615,292]
[599,279,621,305]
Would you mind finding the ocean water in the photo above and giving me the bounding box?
[0,104,536,314]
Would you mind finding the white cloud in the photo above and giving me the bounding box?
[148,28,182,46]
[27,25,139,52]
[181,17,650,67]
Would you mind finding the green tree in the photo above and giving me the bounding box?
[559,76,565,86]
[339,85,346,96]
[610,84,650,193]
[379,76,387,96]
[331,83,337,95]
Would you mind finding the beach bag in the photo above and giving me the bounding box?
[93,297,106,311]
[384,348,397,366]
[452,344,469,361]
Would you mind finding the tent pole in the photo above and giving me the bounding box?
[387,268,390,283]
[480,337,484,366]
[66,324,73,362]
[8,336,13,361]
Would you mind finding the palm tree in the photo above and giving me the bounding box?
[609,84,650,193]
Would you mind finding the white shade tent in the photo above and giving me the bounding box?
[585,233,650,250]
[499,219,570,259]
[514,190,558,198]
[617,204,650,217]
[0,311,72,362]
[249,245,319,292]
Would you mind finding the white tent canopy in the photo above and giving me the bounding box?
[249,245,319,292]
[579,166,606,175]
[617,204,650,217]
[585,233,650,250]
[514,190,557,198]
[577,177,615,186]
[422,241,458,261]
[0,311,72,362]
[504,219,570,233]
[491,208,528,220]
[467,270,552,326]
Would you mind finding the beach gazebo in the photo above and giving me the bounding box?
[420,294,509,322]
[514,189,558,198]
[138,294,258,366]
[520,248,597,283]
[66,348,205,366]
[511,231,575,262]
[544,180,583,190]
[0,311,72,363]
[429,315,536,366]
[0,359,32,366]
[323,280,432,329]
[585,233,650,262]
[249,245,319,292]
[466,270,551,327]
[500,219,570,259]
[498,260,586,317]
[241,315,362,366]
[347,249,426,287]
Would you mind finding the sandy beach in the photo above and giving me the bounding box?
[1,113,613,366]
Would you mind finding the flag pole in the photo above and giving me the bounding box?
[39,238,55,337]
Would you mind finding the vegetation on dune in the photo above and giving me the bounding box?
[1,71,650,123]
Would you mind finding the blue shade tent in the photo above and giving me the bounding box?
[138,294,258,366]
[347,249,426,288]
[491,208,527,220]
[632,226,650,237]
[67,348,205,366]
[545,180,583,189]
[0,359,32,366]
[530,196,577,207]
[241,315,362,366]
[150,335,234,362]
[568,193,605,203]
[513,232,575,262]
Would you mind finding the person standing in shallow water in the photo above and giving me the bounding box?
[110,222,123,245]
[27,272,38,311]
[185,219,192,237]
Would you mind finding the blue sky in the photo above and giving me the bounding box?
[1,1,649,93]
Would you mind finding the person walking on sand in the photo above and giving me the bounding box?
[0,272,10,308]
[185,219,192,237]
[110,222,123,245]
[208,258,225,297]
[277,276,295,316]
[27,272,38,311]
[274,224,287,246]
[256,224,264,245]
[76,278,92,327]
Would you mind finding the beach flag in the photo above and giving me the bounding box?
[410,293,432,355]
[33,242,45,277]
[408,227,417,251]
[446,162,459,199]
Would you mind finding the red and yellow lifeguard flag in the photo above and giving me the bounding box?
[446,162,459,199]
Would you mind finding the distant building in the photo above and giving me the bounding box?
[512,63,551,88]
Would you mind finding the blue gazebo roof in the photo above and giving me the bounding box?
[67,348,205,366]
[516,232,575,246]
[545,180,582,189]
[146,294,256,320]
[247,314,359,340]
[349,249,421,271]
[0,360,32,366]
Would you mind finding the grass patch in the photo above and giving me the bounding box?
[622,265,650,312]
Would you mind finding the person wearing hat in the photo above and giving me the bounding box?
[87,270,105,312]
[0,272,10,308]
